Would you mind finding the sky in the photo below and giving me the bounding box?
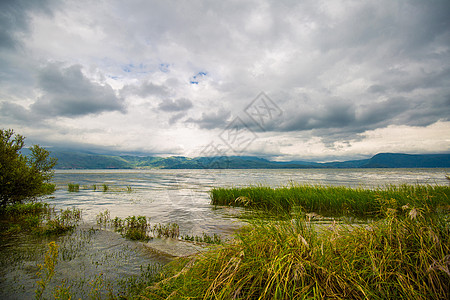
[1,0,449,162]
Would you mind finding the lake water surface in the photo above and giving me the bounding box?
[50,168,449,230]
[1,168,448,299]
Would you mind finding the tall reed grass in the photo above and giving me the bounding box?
[211,184,450,218]
[143,204,450,299]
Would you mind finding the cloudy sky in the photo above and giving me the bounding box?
[1,0,449,162]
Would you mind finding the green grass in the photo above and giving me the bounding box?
[141,205,450,299]
[133,184,450,299]
[210,184,450,218]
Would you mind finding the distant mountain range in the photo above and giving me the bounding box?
[41,150,450,169]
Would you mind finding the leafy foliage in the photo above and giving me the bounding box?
[0,129,57,206]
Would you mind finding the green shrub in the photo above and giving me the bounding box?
[0,129,57,206]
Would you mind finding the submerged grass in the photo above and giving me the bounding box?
[67,183,134,193]
[67,183,79,192]
[96,209,183,242]
[211,184,450,218]
[0,201,81,236]
[142,204,450,299]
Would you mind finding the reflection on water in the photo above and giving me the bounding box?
[1,168,448,298]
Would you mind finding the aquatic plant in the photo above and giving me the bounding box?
[67,183,79,192]
[102,184,108,192]
[0,202,81,236]
[108,215,152,241]
[211,184,450,218]
[35,241,59,299]
[152,223,180,239]
[96,209,110,228]
[40,207,82,235]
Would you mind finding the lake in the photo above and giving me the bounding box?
[1,168,449,299]
[50,168,449,230]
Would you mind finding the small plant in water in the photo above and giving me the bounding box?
[108,215,152,241]
[35,241,59,299]
[67,183,79,192]
[96,209,110,228]
[41,207,82,235]
[152,223,180,238]
[102,184,108,192]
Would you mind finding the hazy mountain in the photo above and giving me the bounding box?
[45,150,450,169]
[360,153,450,168]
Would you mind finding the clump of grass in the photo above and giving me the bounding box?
[102,184,108,192]
[96,209,110,228]
[143,204,450,299]
[152,223,180,239]
[182,232,222,244]
[97,211,182,242]
[211,184,450,218]
[111,215,151,241]
[40,207,82,235]
[67,183,79,192]
[127,186,132,192]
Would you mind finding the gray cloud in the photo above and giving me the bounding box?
[0,0,54,50]
[158,98,193,112]
[31,63,125,117]
[121,81,169,98]
[186,108,231,130]
[0,0,449,158]
[0,101,37,124]
[168,112,187,125]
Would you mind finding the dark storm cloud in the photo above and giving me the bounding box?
[158,98,193,112]
[0,101,37,124]
[272,100,356,132]
[31,63,125,117]
[0,0,54,50]
[266,91,450,143]
[314,0,450,57]
[186,108,231,130]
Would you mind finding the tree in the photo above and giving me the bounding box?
[0,129,57,206]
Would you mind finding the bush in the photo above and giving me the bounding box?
[0,129,57,206]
